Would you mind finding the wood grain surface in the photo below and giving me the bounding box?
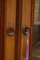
[20,0,31,60]
[4,0,16,60]
[0,0,34,60]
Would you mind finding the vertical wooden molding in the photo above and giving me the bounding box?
[0,0,4,60]
[29,0,35,60]
[14,0,22,60]
[20,0,31,60]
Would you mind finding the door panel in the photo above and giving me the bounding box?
[4,0,16,60]
[20,0,31,60]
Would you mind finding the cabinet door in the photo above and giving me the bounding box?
[4,0,16,60]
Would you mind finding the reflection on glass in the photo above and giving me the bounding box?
[26,39,29,60]
[32,0,40,60]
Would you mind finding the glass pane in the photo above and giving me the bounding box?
[32,0,40,60]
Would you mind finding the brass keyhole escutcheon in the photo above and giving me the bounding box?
[7,27,14,36]
[23,26,30,35]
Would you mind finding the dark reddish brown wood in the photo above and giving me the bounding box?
[29,0,35,60]
[0,0,4,60]
[14,0,22,60]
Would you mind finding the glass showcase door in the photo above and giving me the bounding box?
[32,0,40,60]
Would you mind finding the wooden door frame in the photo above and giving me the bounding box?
[0,0,4,60]
[0,0,35,60]
[30,0,35,60]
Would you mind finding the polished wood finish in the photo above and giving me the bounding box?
[0,0,4,60]
[30,0,35,60]
[20,0,31,60]
[0,0,34,60]
[14,0,22,60]
[4,0,16,60]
